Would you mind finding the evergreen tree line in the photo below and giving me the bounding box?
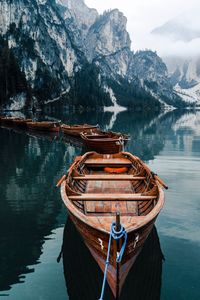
[0,37,29,107]
[107,76,161,110]
[71,62,112,108]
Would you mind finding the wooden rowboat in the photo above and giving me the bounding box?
[60,124,98,137]
[80,130,129,154]
[0,116,21,125]
[59,151,167,298]
[27,121,60,132]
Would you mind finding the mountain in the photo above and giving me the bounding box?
[0,0,186,111]
[152,10,200,106]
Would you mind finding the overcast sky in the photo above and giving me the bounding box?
[85,0,200,57]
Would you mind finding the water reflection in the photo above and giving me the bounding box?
[2,109,194,163]
[63,219,164,300]
[0,109,200,298]
[0,128,82,293]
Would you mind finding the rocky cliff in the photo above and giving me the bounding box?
[0,0,186,110]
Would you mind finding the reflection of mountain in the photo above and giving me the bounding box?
[62,219,164,300]
[2,109,199,163]
[0,127,81,292]
[108,109,185,160]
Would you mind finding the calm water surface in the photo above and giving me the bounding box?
[0,109,200,299]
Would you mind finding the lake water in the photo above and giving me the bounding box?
[0,109,200,300]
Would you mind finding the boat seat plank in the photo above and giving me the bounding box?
[84,158,132,166]
[73,175,145,181]
[69,194,157,201]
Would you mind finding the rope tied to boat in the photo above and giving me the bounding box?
[98,221,127,300]
[111,222,127,263]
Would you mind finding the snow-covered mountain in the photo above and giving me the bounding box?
[0,0,186,110]
[152,10,200,106]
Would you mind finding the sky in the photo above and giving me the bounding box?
[85,0,200,57]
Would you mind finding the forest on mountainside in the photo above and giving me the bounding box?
[0,37,30,108]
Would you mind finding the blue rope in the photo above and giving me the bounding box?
[98,222,127,300]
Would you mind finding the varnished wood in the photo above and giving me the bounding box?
[61,124,98,136]
[84,158,131,165]
[69,194,157,201]
[12,118,32,127]
[60,151,165,299]
[27,121,60,132]
[73,175,146,180]
[80,130,129,154]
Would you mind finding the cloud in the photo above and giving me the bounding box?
[141,34,200,57]
[85,0,200,57]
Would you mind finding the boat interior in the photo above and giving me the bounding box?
[65,152,159,217]
[82,130,129,139]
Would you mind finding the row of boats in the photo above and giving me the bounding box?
[0,115,167,299]
[0,116,129,154]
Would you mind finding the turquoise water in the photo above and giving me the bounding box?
[0,109,200,299]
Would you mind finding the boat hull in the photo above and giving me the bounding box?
[63,219,163,300]
[69,211,156,298]
[83,139,123,154]
[27,122,60,132]
[12,119,32,127]
[61,125,98,137]
[0,117,20,125]
[60,151,165,299]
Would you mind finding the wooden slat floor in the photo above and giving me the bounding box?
[85,174,138,215]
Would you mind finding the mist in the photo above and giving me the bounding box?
[85,0,200,57]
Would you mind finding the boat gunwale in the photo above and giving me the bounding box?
[80,132,129,142]
[27,121,60,127]
[61,124,98,130]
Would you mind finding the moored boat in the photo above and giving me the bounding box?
[27,121,60,132]
[60,124,98,137]
[58,151,167,298]
[0,116,21,125]
[80,130,129,154]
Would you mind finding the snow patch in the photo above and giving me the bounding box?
[103,86,126,129]
[175,83,200,104]
[5,93,26,111]
[103,86,126,113]
[148,88,176,111]
[44,88,70,104]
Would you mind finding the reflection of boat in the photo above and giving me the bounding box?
[60,124,98,137]
[27,130,60,141]
[27,121,60,132]
[62,219,164,300]
[60,151,166,298]
[61,134,85,149]
[80,130,129,154]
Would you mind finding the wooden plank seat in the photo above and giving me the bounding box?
[69,194,157,201]
[84,158,132,166]
[73,175,146,180]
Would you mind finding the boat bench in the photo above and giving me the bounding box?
[69,193,157,201]
[84,158,132,166]
[73,175,145,181]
